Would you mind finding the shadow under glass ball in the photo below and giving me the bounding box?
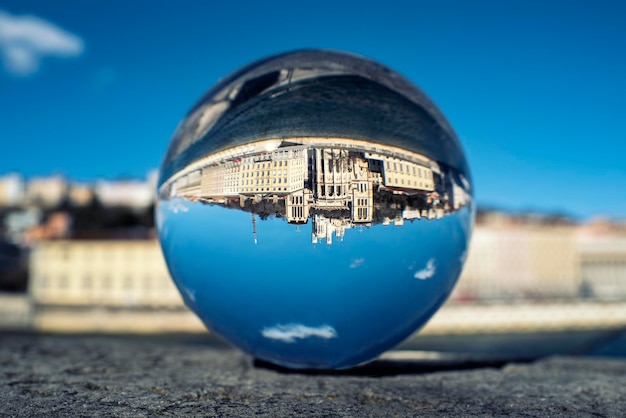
[156,50,473,369]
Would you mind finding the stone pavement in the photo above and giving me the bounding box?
[1,333,625,417]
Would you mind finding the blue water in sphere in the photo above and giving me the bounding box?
[156,50,473,369]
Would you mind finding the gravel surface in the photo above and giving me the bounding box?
[1,333,625,417]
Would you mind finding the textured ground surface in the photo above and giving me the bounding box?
[1,333,626,417]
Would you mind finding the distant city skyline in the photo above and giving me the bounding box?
[162,137,472,244]
[1,1,625,220]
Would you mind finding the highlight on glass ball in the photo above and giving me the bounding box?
[156,50,473,369]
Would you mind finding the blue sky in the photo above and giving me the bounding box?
[1,1,625,220]
[157,199,470,367]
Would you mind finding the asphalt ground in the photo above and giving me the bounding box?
[1,330,625,417]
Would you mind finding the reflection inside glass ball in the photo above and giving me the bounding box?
[157,50,473,369]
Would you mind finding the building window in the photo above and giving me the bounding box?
[124,276,133,290]
[58,276,68,289]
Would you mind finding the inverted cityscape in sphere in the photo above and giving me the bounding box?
[157,50,474,369]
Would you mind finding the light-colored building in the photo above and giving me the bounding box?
[29,240,204,333]
[450,176,471,210]
[280,148,375,235]
[454,224,580,301]
[239,146,307,194]
[68,182,94,206]
[95,177,155,209]
[30,240,179,307]
[352,180,373,223]
[195,145,308,198]
[311,214,356,245]
[0,173,25,206]
[170,143,452,244]
[312,148,352,205]
[578,230,626,300]
[25,175,68,208]
[364,152,435,191]
[285,189,312,224]
[200,163,228,197]
[174,169,202,197]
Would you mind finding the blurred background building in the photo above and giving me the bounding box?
[1,171,625,335]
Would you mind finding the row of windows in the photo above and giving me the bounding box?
[36,251,162,261]
[355,208,370,220]
[241,157,303,171]
[36,275,172,290]
[387,177,433,188]
[289,195,304,204]
[245,178,289,185]
[385,161,432,178]
[290,206,305,218]
[206,168,300,179]
[208,160,303,176]
[219,176,306,187]
[321,158,346,173]
[319,185,347,197]
[241,187,290,192]
[243,170,288,177]
[241,150,304,165]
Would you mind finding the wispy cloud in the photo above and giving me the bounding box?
[182,286,196,304]
[261,323,338,343]
[0,10,84,76]
[349,257,364,269]
[414,258,436,280]
[167,200,189,214]
[459,250,468,265]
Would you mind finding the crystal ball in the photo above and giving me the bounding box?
[156,50,473,369]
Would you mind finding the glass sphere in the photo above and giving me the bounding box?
[157,50,473,369]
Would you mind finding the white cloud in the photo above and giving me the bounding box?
[167,199,189,214]
[414,258,436,280]
[349,257,364,269]
[261,323,338,343]
[0,10,84,76]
